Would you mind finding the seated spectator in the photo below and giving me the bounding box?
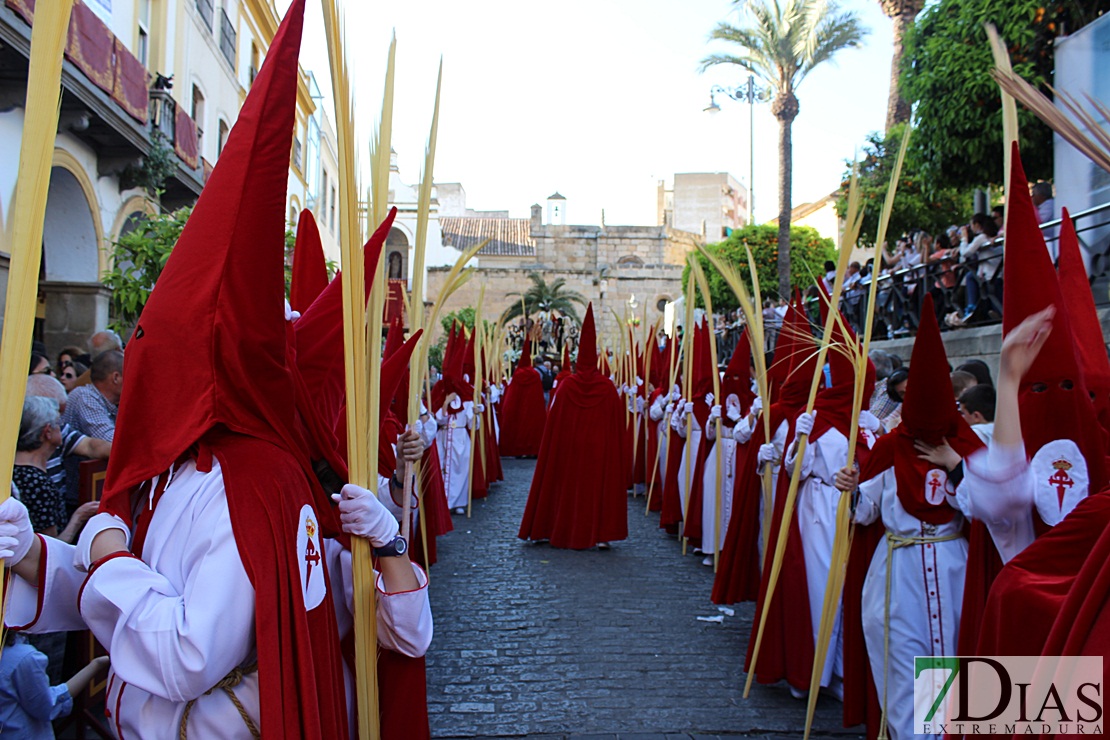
[870,366,908,433]
[956,359,993,387]
[28,353,52,378]
[61,348,123,442]
[953,213,1002,323]
[992,205,1005,237]
[13,397,98,542]
[0,631,109,738]
[26,374,110,509]
[58,361,85,393]
[1032,182,1054,225]
[950,370,978,400]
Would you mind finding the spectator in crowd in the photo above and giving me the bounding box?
[70,330,124,389]
[28,353,52,377]
[822,260,837,291]
[957,383,996,444]
[952,213,1002,324]
[870,366,907,432]
[868,349,896,383]
[0,632,109,739]
[956,359,993,387]
[1032,182,1055,224]
[950,369,978,400]
[992,205,1006,236]
[428,365,442,388]
[26,374,110,512]
[58,361,85,393]
[61,349,123,442]
[54,345,86,376]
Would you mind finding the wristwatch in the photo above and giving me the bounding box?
[374,534,408,558]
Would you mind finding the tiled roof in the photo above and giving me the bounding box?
[440,217,536,257]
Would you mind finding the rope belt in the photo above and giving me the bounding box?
[877,530,962,740]
[179,662,260,740]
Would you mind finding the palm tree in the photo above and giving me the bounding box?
[702,0,867,298]
[879,0,924,130]
[500,272,588,324]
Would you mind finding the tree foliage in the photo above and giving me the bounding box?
[103,206,190,334]
[440,307,494,336]
[836,124,973,247]
[499,272,587,324]
[686,224,838,310]
[900,0,1110,190]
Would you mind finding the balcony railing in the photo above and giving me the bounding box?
[218,9,236,67]
[195,0,213,32]
[714,200,1110,360]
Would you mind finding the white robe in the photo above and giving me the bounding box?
[435,401,474,510]
[784,427,852,689]
[649,395,669,489]
[755,419,789,564]
[7,459,432,740]
[854,468,967,740]
[701,420,738,555]
[676,412,702,521]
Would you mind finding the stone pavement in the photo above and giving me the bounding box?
[425,458,865,739]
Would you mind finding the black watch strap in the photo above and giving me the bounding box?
[373,535,408,558]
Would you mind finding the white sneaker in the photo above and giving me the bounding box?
[701,556,713,566]
[597,542,611,551]
[452,507,466,515]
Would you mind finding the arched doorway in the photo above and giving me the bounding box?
[38,164,110,353]
[385,227,409,282]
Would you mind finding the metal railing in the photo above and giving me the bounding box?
[713,200,1110,360]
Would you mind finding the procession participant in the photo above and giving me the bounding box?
[518,304,628,549]
[644,340,672,511]
[1,6,431,738]
[678,319,715,549]
[288,208,328,316]
[499,335,546,457]
[658,382,688,534]
[699,329,756,565]
[958,148,1106,664]
[712,295,809,605]
[479,342,504,484]
[432,325,476,515]
[552,345,572,397]
[838,296,983,740]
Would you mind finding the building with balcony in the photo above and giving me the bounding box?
[0,0,339,353]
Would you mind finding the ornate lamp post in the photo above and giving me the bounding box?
[704,74,769,226]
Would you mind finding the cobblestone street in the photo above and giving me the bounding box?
[426,458,864,739]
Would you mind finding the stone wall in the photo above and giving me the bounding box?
[870,308,1110,381]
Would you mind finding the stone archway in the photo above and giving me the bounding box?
[39,164,110,353]
[385,226,409,282]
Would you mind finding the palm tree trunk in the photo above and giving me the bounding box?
[773,91,799,299]
[882,0,923,130]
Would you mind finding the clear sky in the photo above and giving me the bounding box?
[294,0,895,227]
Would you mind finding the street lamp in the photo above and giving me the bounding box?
[704,75,769,226]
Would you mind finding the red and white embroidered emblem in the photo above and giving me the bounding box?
[296,504,327,611]
[1031,440,1089,526]
[924,468,947,505]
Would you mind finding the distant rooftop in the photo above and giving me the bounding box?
[440,217,536,257]
[547,192,566,200]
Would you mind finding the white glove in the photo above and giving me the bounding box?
[0,498,34,563]
[757,443,778,465]
[332,483,400,548]
[708,404,722,421]
[683,401,694,415]
[671,386,682,401]
[636,397,645,414]
[859,410,881,433]
[75,512,131,572]
[462,401,474,414]
[670,410,684,433]
[794,411,816,438]
[474,403,485,414]
[726,398,742,422]
[664,402,675,416]
[750,396,764,417]
[705,392,715,406]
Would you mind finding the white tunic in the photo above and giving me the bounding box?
[854,468,967,740]
[649,395,669,489]
[784,427,852,688]
[7,459,432,740]
[435,401,474,510]
[701,420,738,555]
[676,412,702,520]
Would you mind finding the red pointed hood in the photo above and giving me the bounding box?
[898,294,963,445]
[102,0,308,515]
[721,328,756,416]
[577,303,599,375]
[379,330,422,416]
[289,209,328,315]
[517,332,533,369]
[1057,207,1110,430]
[766,293,802,404]
[383,313,405,361]
[462,326,477,381]
[693,318,714,399]
[1002,144,1106,504]
[775,296,816,412]
[812,288,874,439]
